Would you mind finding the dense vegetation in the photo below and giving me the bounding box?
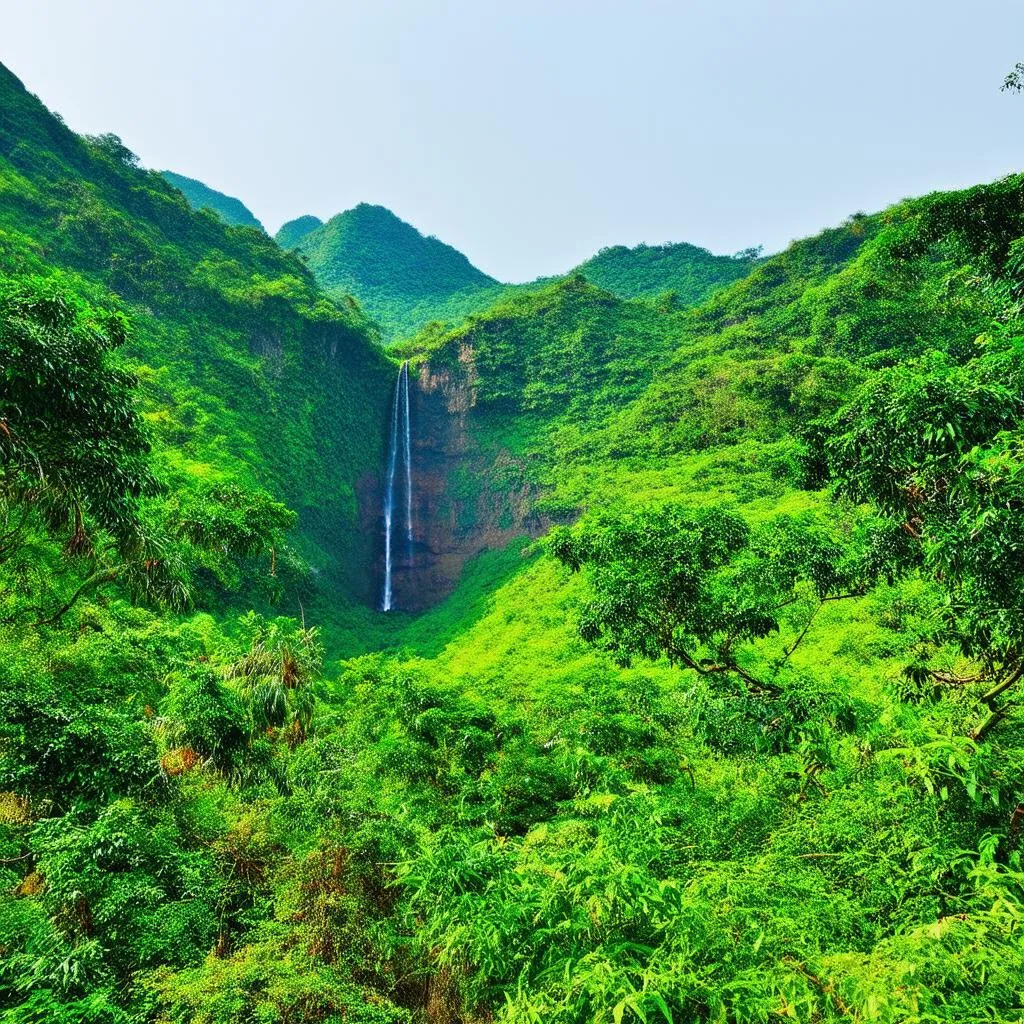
[160,171,265,231]
[274,204,505,341]
[572,240,759,303]
[0,62,393,601]
[6,55,1024,1024]
[276,204,756,343]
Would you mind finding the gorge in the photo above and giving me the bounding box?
[368,346,548,614]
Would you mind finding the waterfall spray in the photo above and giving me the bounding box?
[381,361,413,612]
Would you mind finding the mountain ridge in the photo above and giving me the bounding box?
[160,169,266,231]
[278,201,760,340]
[162,168,760,340]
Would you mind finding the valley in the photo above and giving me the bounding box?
[3,53,1024,1024]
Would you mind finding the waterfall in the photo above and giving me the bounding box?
[402,361,413,556]
[381,366,401,611]
[381,361,413,611]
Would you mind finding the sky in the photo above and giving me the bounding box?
[4,0,1024,282]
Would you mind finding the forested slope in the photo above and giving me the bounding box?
[0,62,393,599]
[573,239,759,302]
[360,175,1024,1022]
[159,171,266,231]
[0,61,398,1023]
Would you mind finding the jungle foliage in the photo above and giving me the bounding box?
[572,240,760,303]
[0,60,393,603]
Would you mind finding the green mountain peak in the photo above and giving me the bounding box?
[275,213,323,250]
[274,202,500,339]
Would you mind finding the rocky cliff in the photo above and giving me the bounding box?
[360,350,545,612]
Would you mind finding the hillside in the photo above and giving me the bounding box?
[0,62,393,601]
[275,203,505,339]
[160,169,266,231]
[352,175,1024,1022]
[573,239,759,301]
[369,276,692,608]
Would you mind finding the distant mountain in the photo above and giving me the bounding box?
[276,214,322,250]
[274,203,504,339]
[275,205,762,341]
[573,241,759,304]
[160,170,265,231]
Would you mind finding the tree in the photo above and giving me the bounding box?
[550,504,870,695]
[1003,63,1024,92]
[172,482,298,595]
[0,276,152,550]
[822,332,1024,737]
[223,615,323,746]
[84,132,140,168]
[0,276,189,619]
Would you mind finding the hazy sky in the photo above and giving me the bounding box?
[5,1,1024,281]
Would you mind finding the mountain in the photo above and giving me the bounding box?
[573,239,759,302]
[283,206,761,341]
[275,212,322,250]
[275,202,506,339]
[160,169,265,230]
[163,183,756,330]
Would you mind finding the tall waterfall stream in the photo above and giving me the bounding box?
[381,361,413,611]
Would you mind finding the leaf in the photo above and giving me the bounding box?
[650,993,674,1022]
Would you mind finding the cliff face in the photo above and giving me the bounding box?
[359,351,545,612]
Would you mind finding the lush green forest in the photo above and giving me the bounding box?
[572,240,760,303]
[273,204,506,341]
[6,55,1024,1024]
[271,201,756,343]
[159,172,265,232]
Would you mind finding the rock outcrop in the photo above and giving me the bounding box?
[360,353,544,612]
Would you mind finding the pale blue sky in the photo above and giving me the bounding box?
[5,1,1024,281]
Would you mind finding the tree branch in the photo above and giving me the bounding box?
[637,611,783,696]
[33,566,120,627]
[970,663,1024,742]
